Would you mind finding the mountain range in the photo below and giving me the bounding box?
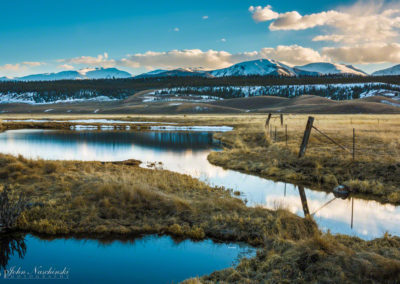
[0,67,132,81]
[1,60,400,81]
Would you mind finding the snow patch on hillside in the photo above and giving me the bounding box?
[156,83,400,100]
[0,92,120,104]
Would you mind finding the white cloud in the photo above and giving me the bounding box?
[118,46,325,70]
[249,5,279,22]
[61,52,115,68]
[119,49,234,70]
[322,43,400,64]
[260,45,329,65]
[57,64,74,70]
[202,15,209,20]
[173,27,180,32]
[269,10,340,31]
[22,61,43,67]
[250,1,400,44]
[221,38,227,42]
[0,61,44,75]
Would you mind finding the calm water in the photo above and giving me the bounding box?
[0,234,254,283]
[0,129,399,240]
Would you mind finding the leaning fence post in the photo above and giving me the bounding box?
[298,116,314,158]
[265,113,272,129]
[280,114,283,126]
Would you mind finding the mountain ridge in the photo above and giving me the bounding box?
[3,60,400,81]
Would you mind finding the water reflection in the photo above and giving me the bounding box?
[0,234,254,283]
[0,129,399,240]
[0,233,26,271]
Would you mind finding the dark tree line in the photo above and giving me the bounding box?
[0,75,399,102]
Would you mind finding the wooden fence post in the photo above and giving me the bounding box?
[353,128,355,161]
[298,186,310,217]
[265,113,272,129]
[280,114,283,126]
[285,124,288,146]
[298,116,314,158]
[274,126,277,142]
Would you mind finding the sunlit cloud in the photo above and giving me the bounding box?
[322,43,400,64]
[250,1,400,44]
[59,52,116,68]
[57,64,75,70]
[0,61,44,76]
[117,46,325,70]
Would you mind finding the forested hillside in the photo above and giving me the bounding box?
[0,75,400,103]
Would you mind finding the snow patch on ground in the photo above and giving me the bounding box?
[156,83,400,100]
[0,92,120,104]
[3,119,178,125]
[381,100,400,107]
[150,125,233,132]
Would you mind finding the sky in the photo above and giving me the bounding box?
[1,0,400,77]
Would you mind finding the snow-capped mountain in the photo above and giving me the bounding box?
[5,68,132,81]
[372,64,400,76]
[135,60,369,78]
[135,68,209,78]
[81,68,132,79]
[295,63,368,76]
[210,59,297,77]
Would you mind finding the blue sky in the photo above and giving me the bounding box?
[1,0,400,76]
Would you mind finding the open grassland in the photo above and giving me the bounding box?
[208,114,400,204]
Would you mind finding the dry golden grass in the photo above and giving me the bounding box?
[202,233,400,283]
[207,114,400,204]
[0,153,316,245]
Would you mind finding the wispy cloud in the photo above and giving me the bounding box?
[59,52,115,68]
[57,64,74,70]
[202,15,209,20]
[0,61,44,76]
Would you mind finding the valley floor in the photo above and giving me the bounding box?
[0,114,400,283]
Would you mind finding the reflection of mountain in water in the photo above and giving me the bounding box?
[1,131,219,152]
[0,233,26,271]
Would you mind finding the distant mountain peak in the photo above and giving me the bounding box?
[294,62,368,76]
[372,64,400,76]
[210,59,297,77]
[2,67,132,81]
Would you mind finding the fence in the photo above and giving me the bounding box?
[265,114,357,160]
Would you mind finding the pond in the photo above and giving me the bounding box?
[0,233,254,283]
